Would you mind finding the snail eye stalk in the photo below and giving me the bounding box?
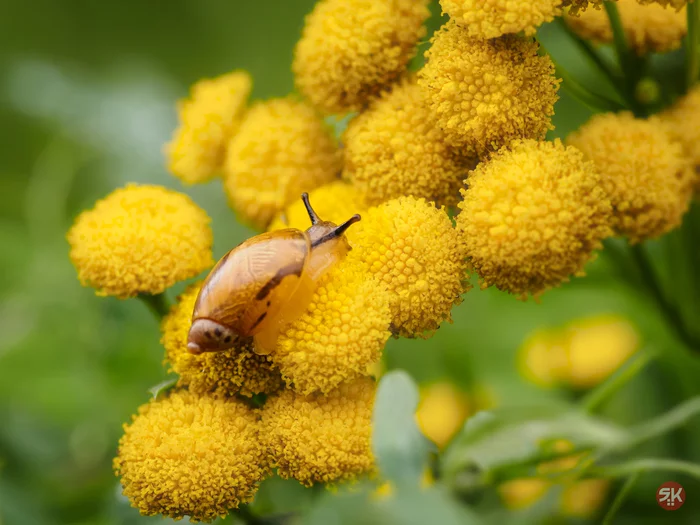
[301,193,322,225]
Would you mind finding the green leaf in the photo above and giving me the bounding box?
[371,370,434,484]
[147,377,178,400]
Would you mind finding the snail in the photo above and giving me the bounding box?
[187,193,361,356]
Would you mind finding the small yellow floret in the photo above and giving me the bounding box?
[343,76,476,207]
[223,97,341,230]
[660,86,700,186]
[560,479,611,518]
[418,23,560,156]
[348,196,469,337]
[293,0,430,114]
[114,390,268,522]
[499,478,550,510]
[161,283,283,397]
[165,71,252,184]
[67,184,213,298]
[262,377,376,486]
[275,260,392,395]
[268,181,368,233]
[565,0,686,55]
[567,112,693,243]
[562,0,604,16]
[415,382,472,449]
[518,328,569,388]
[456,139,612,298]
[637,0,688,10]
[440,0,561,39]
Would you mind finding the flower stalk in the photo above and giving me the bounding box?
[138,292,171,319]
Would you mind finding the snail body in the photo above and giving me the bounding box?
[187,193,361,356]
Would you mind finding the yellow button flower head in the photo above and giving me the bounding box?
[439,0,562,39]
[498,478,551,510]
[415,382,472,449]
[418,22,560,156]
[518,328,569,388]
[293,0,430,115]
[562,0,604,16]
[223,97,341,230]
[560,479,611,518]
[565,0,686,55]
[268,181,368,232]
[114,390,268,522]
[567,112,694,243]
[343,75,477,207]
[67,184,214,298]
[347,196,469,337]
[456,139,612,298]
[262,377,376,486]
[275,260,392,395]
[660,85,700,183]
[165,71,252,184]
[161,283,283,397]
[638,0,688,10]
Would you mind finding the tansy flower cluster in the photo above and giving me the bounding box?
[65,0,700,521]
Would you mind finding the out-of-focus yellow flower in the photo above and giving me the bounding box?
[415,382,472,449]
[637,0,688,10]
[660,86,700,184]
[562,0,604,15]
[161,283,283,397]
[223,97,341,229]
[67,184,213,298]
[262,377,376,486]
[439,0,561,39]
[268,181,368,233]
[418,23,559,156]
[343,75,476,207]
[567,112,694,244]
[347,196,469,337]
[561,314,639,389]
[456,139,612,298]
[275,260,392,395]
[114,390,268,522]
[518,328,569,388]
[537,439,588,478]
[293,0,430,115]
[565,0,686,55]
[560,478,611,518]
[165,71,252,185]
[499,478,550,510]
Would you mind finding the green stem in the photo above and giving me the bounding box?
[138,292,171,319]
[234,505,266,525]
[687,0,700,89]
[601,472,642,525]
[581,351,654,414]
[593,458,700,481]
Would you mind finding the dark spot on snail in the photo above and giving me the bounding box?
[251,311,268,331]
[205,331,213,339]
[224,335,232,343]
[214,327,222,337]
[266,300,271,307]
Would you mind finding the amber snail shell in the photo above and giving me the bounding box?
[186,193,361,356]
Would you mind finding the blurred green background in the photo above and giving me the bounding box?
[1,1,700,524]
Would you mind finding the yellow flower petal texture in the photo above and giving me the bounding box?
[267,181,368,233]
[165,71,252,184]
[565,0,686,55]
[262,377,376,486]
[114,390,268,522]
[223,97,341,230]
[67,184,213,298]
[637,0,688,10]
[439,0,562,39]
[567,112,693,244]
[418,22,560,156]
[343,75,477,207]
[347,196,469,337]
[660,85,700,182]
[293,0,430,114]
[456,139,612,298]
[274,260,392,395]
[162,283,283,397]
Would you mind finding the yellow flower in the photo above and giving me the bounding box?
[456,139,612,298]
[114,390,268,522]
[562,0,604,16]
[660,85,700,184]
[165,71,252,184]
[499,478,550,510]
[560,478,611,518]
[567,112,694,244]
[415,382,472,449]
[347,196,469,338]
[293,0,430,114]
[561,314,639,389]
[223,97,341,230]
[518,328,569,388]
[439,0,561,39]
[637,0,688,10]
[262,377,376,486]
[161,283,283,397]
[268,181,368,233]
[418,23,560,156]
[275,260,392,395]
[565,0,686,55]
[67,184,213,298]
[343,75,477,207]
